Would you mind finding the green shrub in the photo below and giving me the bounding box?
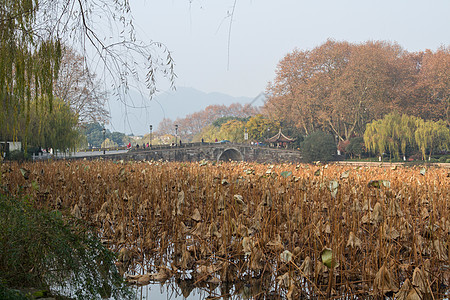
[346,137,365,158]
[7,150,25,161]
[300,131,337,163]
[446,159,450,163]
[439,156,447,163]
[0,193,132,299]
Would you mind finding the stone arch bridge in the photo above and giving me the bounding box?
[110,142,302,163]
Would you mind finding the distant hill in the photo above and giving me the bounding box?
[106,87,263,135]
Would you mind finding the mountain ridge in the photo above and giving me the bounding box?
[106,87,262,135]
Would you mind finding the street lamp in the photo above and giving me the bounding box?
[244,127,248,142]
[149,125,153,149]
[175,124,178,146]
[102,127,106,155]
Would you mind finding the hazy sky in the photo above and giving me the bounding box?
[129,0,449,98]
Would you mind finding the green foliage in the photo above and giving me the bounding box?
[346,137,365,158]
[0,280,27,300]
[364,113,420,159]
[212,116,250,128]
[81,123,129,148]
[0,1,62,150]
[415,119,450,160]
[300,131,337,162]
[245,115,280,141]
[1,98,81,153]
[0,193,132,299]
[7,150,25,161]
[364,113,450,160]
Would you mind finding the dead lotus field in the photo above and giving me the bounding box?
[2,160,450,299]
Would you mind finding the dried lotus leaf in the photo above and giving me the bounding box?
[347,231,362,249]
[298,256,313,277]
[412,267,431,296]
[191,208,201,222]
[394,278,412,300]
[373,264,398,294]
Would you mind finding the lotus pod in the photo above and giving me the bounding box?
[373,264,398,294]
[346,231,362,249]
[315,261,327,278]
[361,213,370,224]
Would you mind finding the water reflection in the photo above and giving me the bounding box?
[134,275,285,300]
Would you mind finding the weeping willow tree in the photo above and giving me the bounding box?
[415,119,450,160]
[364,113,419,160]
[0,0,175,153]
[0,1,61,151]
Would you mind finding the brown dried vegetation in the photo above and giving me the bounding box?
[3,161,449,298]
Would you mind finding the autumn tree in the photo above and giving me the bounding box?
[0,0,174,153]
[265,40,448,142]
[54,47,109,125]
[417,47,450,124]
[162,103,258,142]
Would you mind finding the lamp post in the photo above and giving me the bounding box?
[149,125,153,149]
[102,127,106,155]
[244,127,248,142]
[175,124,178,146]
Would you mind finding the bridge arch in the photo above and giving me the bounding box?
[217,147,243,162]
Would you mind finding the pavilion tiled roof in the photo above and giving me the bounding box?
[266,129,295,143]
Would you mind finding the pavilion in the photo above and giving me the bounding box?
[266,129,295,148]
